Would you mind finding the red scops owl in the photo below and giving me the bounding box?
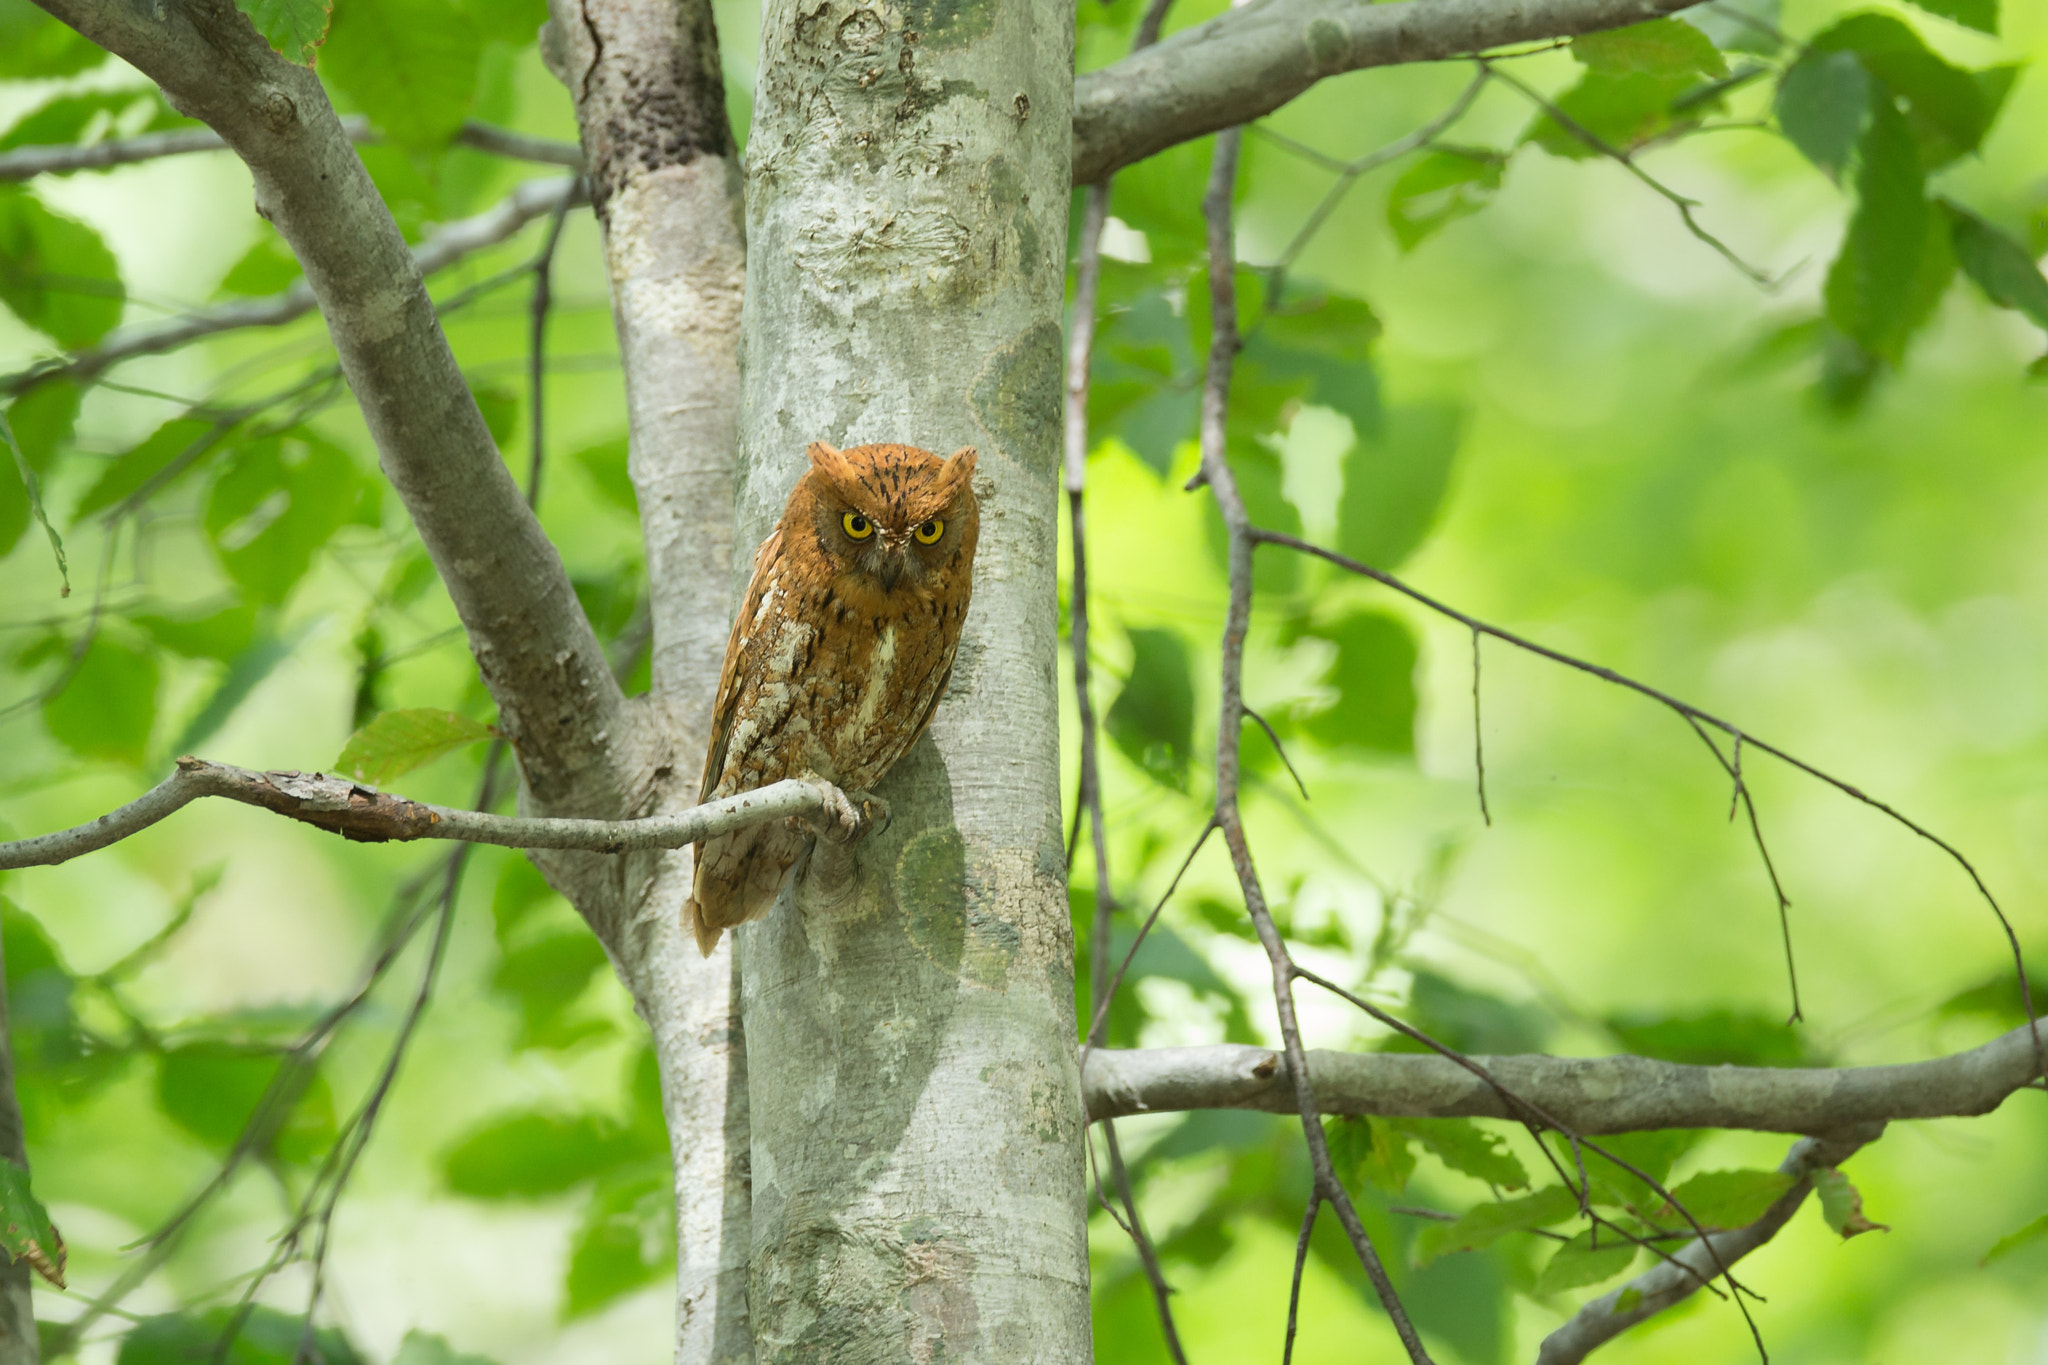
[684,441,980,955]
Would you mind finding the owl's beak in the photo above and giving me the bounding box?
[879,542,908,590]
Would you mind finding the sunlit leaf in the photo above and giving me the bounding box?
[1287,610,1417,756]
[1572,18,1727,79]
[1982,1212,2048,1266]
[1387,147,1506,252]
[1524,70,1697,159]
[1397,970,1549,1056]
[0,1,104,77]
[391,1331,501,1365]
[320,0,482,150]
[1,384,75,557]
[335,708,493,786]
[0,187,124,350]
[471,383,519,449]
[574,435,636,514]
[42,633,157,765]
[1536,1229,1636,1294]
[1657,1168,1793,1228]
[217,234,302,297]
[117,1306,361,1365]
[130,603,259,664]
[157,1042,334,1163]
[1106,627,1196,790]
[1902,0,1996,31]
[1814,1167,1889,1238]
[1934,967,2048,1027]
[1944,201,2048,330]
[1809,13,2004,168]
[1326,1115,1415,1194]
[71,416,220,521]
[564,1163,674,1317]
[442,1112,650,1199]
[0,91,184,154]
[1775,50,1870,180]
[203,428,380,603]
[1414,1185,1581,1265]
[1823,97,1953,365]
[493,930,611,1050]
[234,0,332,63]
[0,408,65,592]
[1391,1117,1529,1191]
[0,1159,64,1288]
[1336,402,1462,570]
[1606,1008,1821,1066]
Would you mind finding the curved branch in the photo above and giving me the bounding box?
[1072,0,1704,182]
[1081,1027,2043,1131]
[0,757,841,870]
[28,0,630,809]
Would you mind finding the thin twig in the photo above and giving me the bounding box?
[1241,706,1309,800]
[1077,821,1217,1080]
[1281,1194,1318,1365]
[0,116,582,182]
[1105,1123,1189,1365]
[1685,717,1800,1021]
[1470,626,1490,826]
[526,181,578,508]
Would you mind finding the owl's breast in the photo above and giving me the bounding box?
[817,604,959,790]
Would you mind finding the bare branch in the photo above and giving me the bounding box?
[0,757,844,870]
[1081,1026,2044,1131]
[1073,0,1708,182]
[0,115,581,182]
[1536,1128,1882,1365]
[2,175,586,398]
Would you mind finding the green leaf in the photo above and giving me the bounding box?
[3,901,81,1071]
[1572,19,1728,79]
[1208,436,1301,592]
[0,408,66,593]
[118,1307,361,1365]
[1336,402,1462,570]
[1244,291,1382,438]
[235,0,333,63]
[1524,70,1697,159]
[335,708,494,786]
[0,383,76,558]
[1982,1212,2048,1266]
[575,435,636,514]
[320,0,482,150]
[1106,627,1196,790]
[0,187,124,350]
[1658,1169,1794,1228]
[493,930,611,1050]
[0,91,184,155]
[0,1,105,78]
[1810,13,2002,168]
[157,1043,335,1162]
[1935,966,2048,1027]
[130,603,259,663]
[1389,1117,1529,1191]
[1775,50,1871,180]
[1326,1115,1415,1195]
[1536,1229,1637,1294]
[172,629,301,754]
[1414,1185,1581,1265]
[203,429,380,604]
[1399,969,1548,1055]
[455,0,549,46]
[1814,1167,1889,1238]
[1607,1008,1821,1066]
[43,634,157,764]
[564,1163,675,1317]
[1289,611,1418,756]
[0,1159,64,1288]
[1387,148,1506,253]
[1902,0,1997,38]
[217,234,302,297]
[471,383,518,448]
[1823,96,1952,365]
[442,1112,650,1198]
[71,416,222,521]
[1944,201,2048,330]
[391,1331,501,1365]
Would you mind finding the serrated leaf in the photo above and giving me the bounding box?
[1106,627,1195,790]
[1414,1185,1581,1265]
[1814,1167,1889,1238]
[320,0,481,150]
[1824,96,1952,364]
[1657,1169,1793,1229]
[1387,147,1505,252]
[334,708,493,785]
[441,1112,649,1198]
[1536,1229,1637,1294]
[0,1159,64,1288]
[43,633,156,764]
[1390,1117,1528,1190]
[1573,18,1728,79]
[0,187,124,350]
[1775,50,1870,180]
[565,1163,674,1317]
[1326,1115,1415,1194]
[235,0,332,63]
[1981,1212,2048,1266]
[1810,13,2001,168]
[1944,201,2048,330]
[203,428,380,603]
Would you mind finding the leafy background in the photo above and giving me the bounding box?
[1,0,2046,1360]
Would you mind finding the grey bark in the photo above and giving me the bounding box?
[732,0,1089,1357]
[0,932,37,1365]
[1082,1027,2045,1131]
[1072,0,1707,182]
[541,2,754,1359]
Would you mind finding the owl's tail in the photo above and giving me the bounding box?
[685,821,806,956]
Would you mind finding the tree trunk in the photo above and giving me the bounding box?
[732,0,1088,1357]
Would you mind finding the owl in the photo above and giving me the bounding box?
[684,440,981,956]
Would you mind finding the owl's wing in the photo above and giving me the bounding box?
[698,528,784,805]
[903,654,954,755]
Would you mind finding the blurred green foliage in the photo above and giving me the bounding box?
[0,0,2045,1361]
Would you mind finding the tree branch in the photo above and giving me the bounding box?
[1072,0,1705,182]
[1535,1127,1882,1365]
[1081,1026,2043,1131]
[2,175,586,398]
[0,116,581,181]
[28,0,632,809]
[0,757,844,870]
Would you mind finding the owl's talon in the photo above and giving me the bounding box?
[804,781,880,845]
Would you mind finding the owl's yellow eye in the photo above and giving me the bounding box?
[914,518,944,545]
[842,511,874,540]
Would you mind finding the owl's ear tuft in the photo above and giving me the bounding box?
[926,447,977,507]
[806,441,851,478]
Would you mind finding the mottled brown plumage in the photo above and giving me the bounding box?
[685,440,980,955]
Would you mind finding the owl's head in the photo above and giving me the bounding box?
[800,441,980,595]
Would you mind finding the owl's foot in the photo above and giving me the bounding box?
[800,782,889,846]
